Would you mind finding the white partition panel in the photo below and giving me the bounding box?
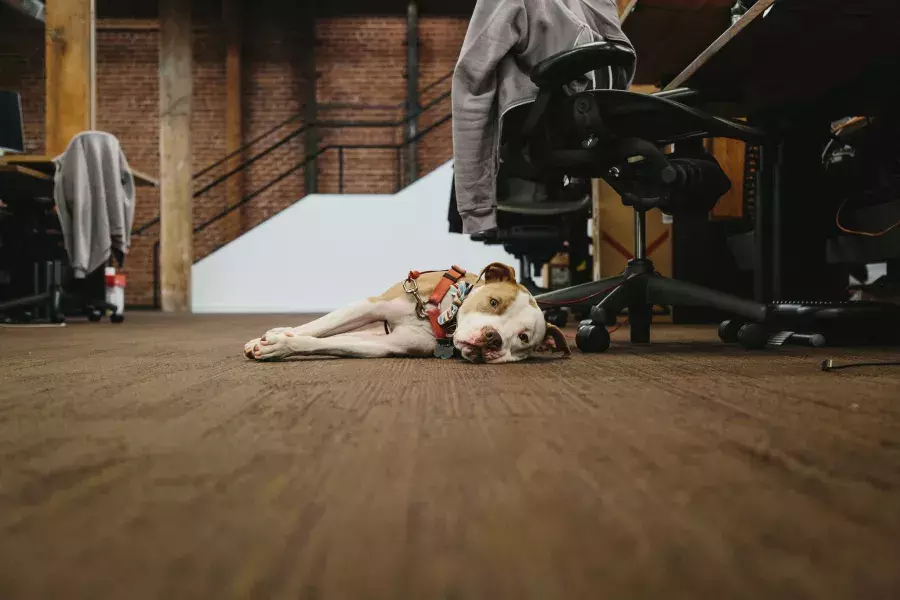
[191,162,515,313]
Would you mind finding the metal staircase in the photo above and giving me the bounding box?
[132,69,454,308]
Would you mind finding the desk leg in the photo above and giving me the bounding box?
[759,125,849,302]
[33,262,41,319]
[755,142,783,303]
[770,143,783,301]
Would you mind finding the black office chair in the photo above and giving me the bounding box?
[518,41,771,352]
[472,165,591,280]
[465,102,596,328]
[0,195,121,324]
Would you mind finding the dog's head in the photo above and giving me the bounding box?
[453,262,572,364]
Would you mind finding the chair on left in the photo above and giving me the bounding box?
[0,130,134,324]
[0,194,124,325]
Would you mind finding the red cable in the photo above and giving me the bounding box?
[608,318,628,333]
[835,197,900,238]
[543,275,655,337]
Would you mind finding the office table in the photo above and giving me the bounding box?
[0,164,54,199]
[666,0,900,114]
[0,155,158,188]
[621,0,734,88]
[663,0,900,302]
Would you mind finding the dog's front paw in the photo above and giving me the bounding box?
[265,326,293,338]
[244,337,261,359]
[244,331,296,361]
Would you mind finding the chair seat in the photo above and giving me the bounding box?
[496,197,591,216]
[471,225,565,243]
[564,89,769,146]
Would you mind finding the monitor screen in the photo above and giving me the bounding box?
[0,91,26,154]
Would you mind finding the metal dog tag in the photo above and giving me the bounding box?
[434,339,455,360]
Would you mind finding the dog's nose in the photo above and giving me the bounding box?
[482,326,502,350]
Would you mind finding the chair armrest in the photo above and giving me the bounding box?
[530,41,636,89]
[470,230,499,244]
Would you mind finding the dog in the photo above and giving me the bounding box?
[243,262,571,363]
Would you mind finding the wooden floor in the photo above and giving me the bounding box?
[1,313,899,599]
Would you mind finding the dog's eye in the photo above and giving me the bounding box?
[519,333,529,343]
[489,298,499,309]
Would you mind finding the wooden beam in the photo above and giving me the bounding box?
[159,0,193,313]
[44,0,96,156]
[223,0,244,238]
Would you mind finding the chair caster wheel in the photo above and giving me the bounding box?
[88,309,103,322]
[590,305,612,326]
[718,319,742,343]
[543,308,568,328]
[737,323,768,350]
[51,315,66,324]
[576,325,611,353]
[110,313,124,324]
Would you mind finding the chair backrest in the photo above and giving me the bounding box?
[496,43,637,211]
[529,41,636,91]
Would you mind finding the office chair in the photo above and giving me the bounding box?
[517,41,771,352]
[466,105,595,327]
[0,195,121,324]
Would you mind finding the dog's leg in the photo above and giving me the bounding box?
[261,299,406,341]
[247,325,433,361]
[291,300,387,337]
[245,298,410,359]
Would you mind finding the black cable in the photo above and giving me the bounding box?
[821,359,900,372]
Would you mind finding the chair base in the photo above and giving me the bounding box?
[0,261,65,324]
[0,260,121,325]
[536,257,768,351]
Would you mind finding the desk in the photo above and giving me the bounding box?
[0,165,54,199]
[666,0,900,115]
[621,0,734,87]
[0,155,159,188]
[663,0,900,303]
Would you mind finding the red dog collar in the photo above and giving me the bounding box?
[405,266,467,339]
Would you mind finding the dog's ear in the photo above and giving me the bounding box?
[537,323,572,357]
[482,262,516,283]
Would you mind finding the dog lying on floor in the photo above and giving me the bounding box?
[244,262,570,364]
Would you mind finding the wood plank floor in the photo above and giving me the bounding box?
[1,313,899,599]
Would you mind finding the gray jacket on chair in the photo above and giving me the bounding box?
[53,131,136,278]
[451,0,632,234]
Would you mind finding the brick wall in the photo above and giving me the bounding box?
[239,0,309,235]
[95,24,229,305]
[315,16,465,194]
[418,17,468,175]
[0,3,467,307]
[95,28,160,306]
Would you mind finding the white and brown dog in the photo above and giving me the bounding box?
[243,262,570,364]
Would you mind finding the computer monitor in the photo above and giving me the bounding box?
[0,91,26,154]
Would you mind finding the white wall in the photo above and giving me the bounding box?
[191,162,515,313]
